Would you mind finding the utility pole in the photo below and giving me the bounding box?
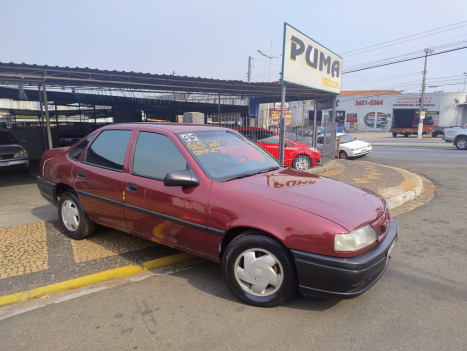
[418,48,434,139]
[247,56,252,83]
[463,72,467,93]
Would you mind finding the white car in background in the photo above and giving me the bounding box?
[336,133,372,159]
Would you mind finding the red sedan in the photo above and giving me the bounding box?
[235,127,321,170]
[37,123,397,307]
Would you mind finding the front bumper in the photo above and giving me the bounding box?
[291,219,397,299]
[0,158,29,170]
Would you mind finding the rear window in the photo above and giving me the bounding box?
[85,130,132,171]
[68,134,96,161]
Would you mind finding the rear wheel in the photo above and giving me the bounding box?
[455,137,467,150]
[392,132,397,138]
[292,155,311,170]
[339,151,348,160]
[58,191,95,240]
[222,233,297,307]
[403,133,410,138]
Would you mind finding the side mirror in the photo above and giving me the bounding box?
[354,137,357,140]
[164,170,200,187]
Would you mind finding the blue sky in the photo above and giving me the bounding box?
[1,0,467,93]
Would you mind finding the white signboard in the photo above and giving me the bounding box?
[420,111,425,120]
[282,23,343,94]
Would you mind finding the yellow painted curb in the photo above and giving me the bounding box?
[0,253,201,308]
[143,253,198,270]
[0,265,142,308]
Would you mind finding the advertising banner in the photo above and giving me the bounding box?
[282,23,343,94]
[270,110,292,127]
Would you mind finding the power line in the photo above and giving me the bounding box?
[343,34,467,63]
[339,20,467,56]
[342,46,467,74]
[252,58,281,67]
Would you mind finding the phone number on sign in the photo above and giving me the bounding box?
[355,99,383,106]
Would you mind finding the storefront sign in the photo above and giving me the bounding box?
[355,99,383,106]
[393,96,437,107]
[282,23,342,94]
[346,113,357,122]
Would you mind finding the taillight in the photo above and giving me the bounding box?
[443,130,445,136]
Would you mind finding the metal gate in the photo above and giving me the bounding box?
[321,122,337,165]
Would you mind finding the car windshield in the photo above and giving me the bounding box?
[177,130,281,182]
[338,134,356,144]
[0,131,19,145]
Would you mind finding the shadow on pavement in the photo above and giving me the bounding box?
[179,260,341,311]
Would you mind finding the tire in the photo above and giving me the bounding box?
[403,133,409,138]
[222,233,298,307]
[339,151,348,160]
[455,137,467,150]
[392,132,397,138]
[432,132,438,138]
[292,155,311,170]
[58,191,95,240]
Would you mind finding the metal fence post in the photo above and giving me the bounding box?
[278,81,286,164]
[312,105,318,148]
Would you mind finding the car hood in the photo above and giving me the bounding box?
[221,168,385,232]
[0,144,25,154]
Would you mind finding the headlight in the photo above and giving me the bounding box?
[14,149,28,158]
[307,147,319,153]
[334,225,377,252]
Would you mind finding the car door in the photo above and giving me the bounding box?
[123,128,210,253]
[256,130,280,159]
[73,128,134,229]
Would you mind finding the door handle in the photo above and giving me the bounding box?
[77,171,86,179]
[126,183,138,192]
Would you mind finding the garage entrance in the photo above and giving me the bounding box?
[392,109,417,128]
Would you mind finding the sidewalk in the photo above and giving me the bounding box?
[0,160,425,305]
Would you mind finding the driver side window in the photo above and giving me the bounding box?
[132,132,188,180]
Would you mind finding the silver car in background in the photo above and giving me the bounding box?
[0,129,29,173]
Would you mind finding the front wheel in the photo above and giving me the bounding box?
[392,132,397,138]
[222,234,297,307]
[455,137,467,150]
[292,155,311,170]
[58,191,95,240]
[339,151,348,160]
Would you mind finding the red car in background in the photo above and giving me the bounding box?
[235,127,320,170]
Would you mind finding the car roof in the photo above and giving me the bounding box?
[101,122,234,134]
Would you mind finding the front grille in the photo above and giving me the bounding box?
[0,154,14,160]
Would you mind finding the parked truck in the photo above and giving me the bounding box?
[443,124,467,150]
[390,111,445,137]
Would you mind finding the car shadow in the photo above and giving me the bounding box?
[30,204,58,221]
[177,260,341,311]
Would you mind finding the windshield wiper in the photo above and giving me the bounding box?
[222,167,281,182]
[254,166,281,174]
[222,172,258,182]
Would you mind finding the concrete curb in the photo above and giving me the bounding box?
[0,253,199,308]
[305,159,337,174]
[358,161,425,210]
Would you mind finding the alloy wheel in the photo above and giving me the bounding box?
[295,156,310,170]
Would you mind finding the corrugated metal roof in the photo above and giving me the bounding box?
[0,62,336,103]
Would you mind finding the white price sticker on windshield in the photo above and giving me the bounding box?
[180,133,198,143]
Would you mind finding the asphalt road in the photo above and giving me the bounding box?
[1,148,466,351]
[366,145,467,164]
